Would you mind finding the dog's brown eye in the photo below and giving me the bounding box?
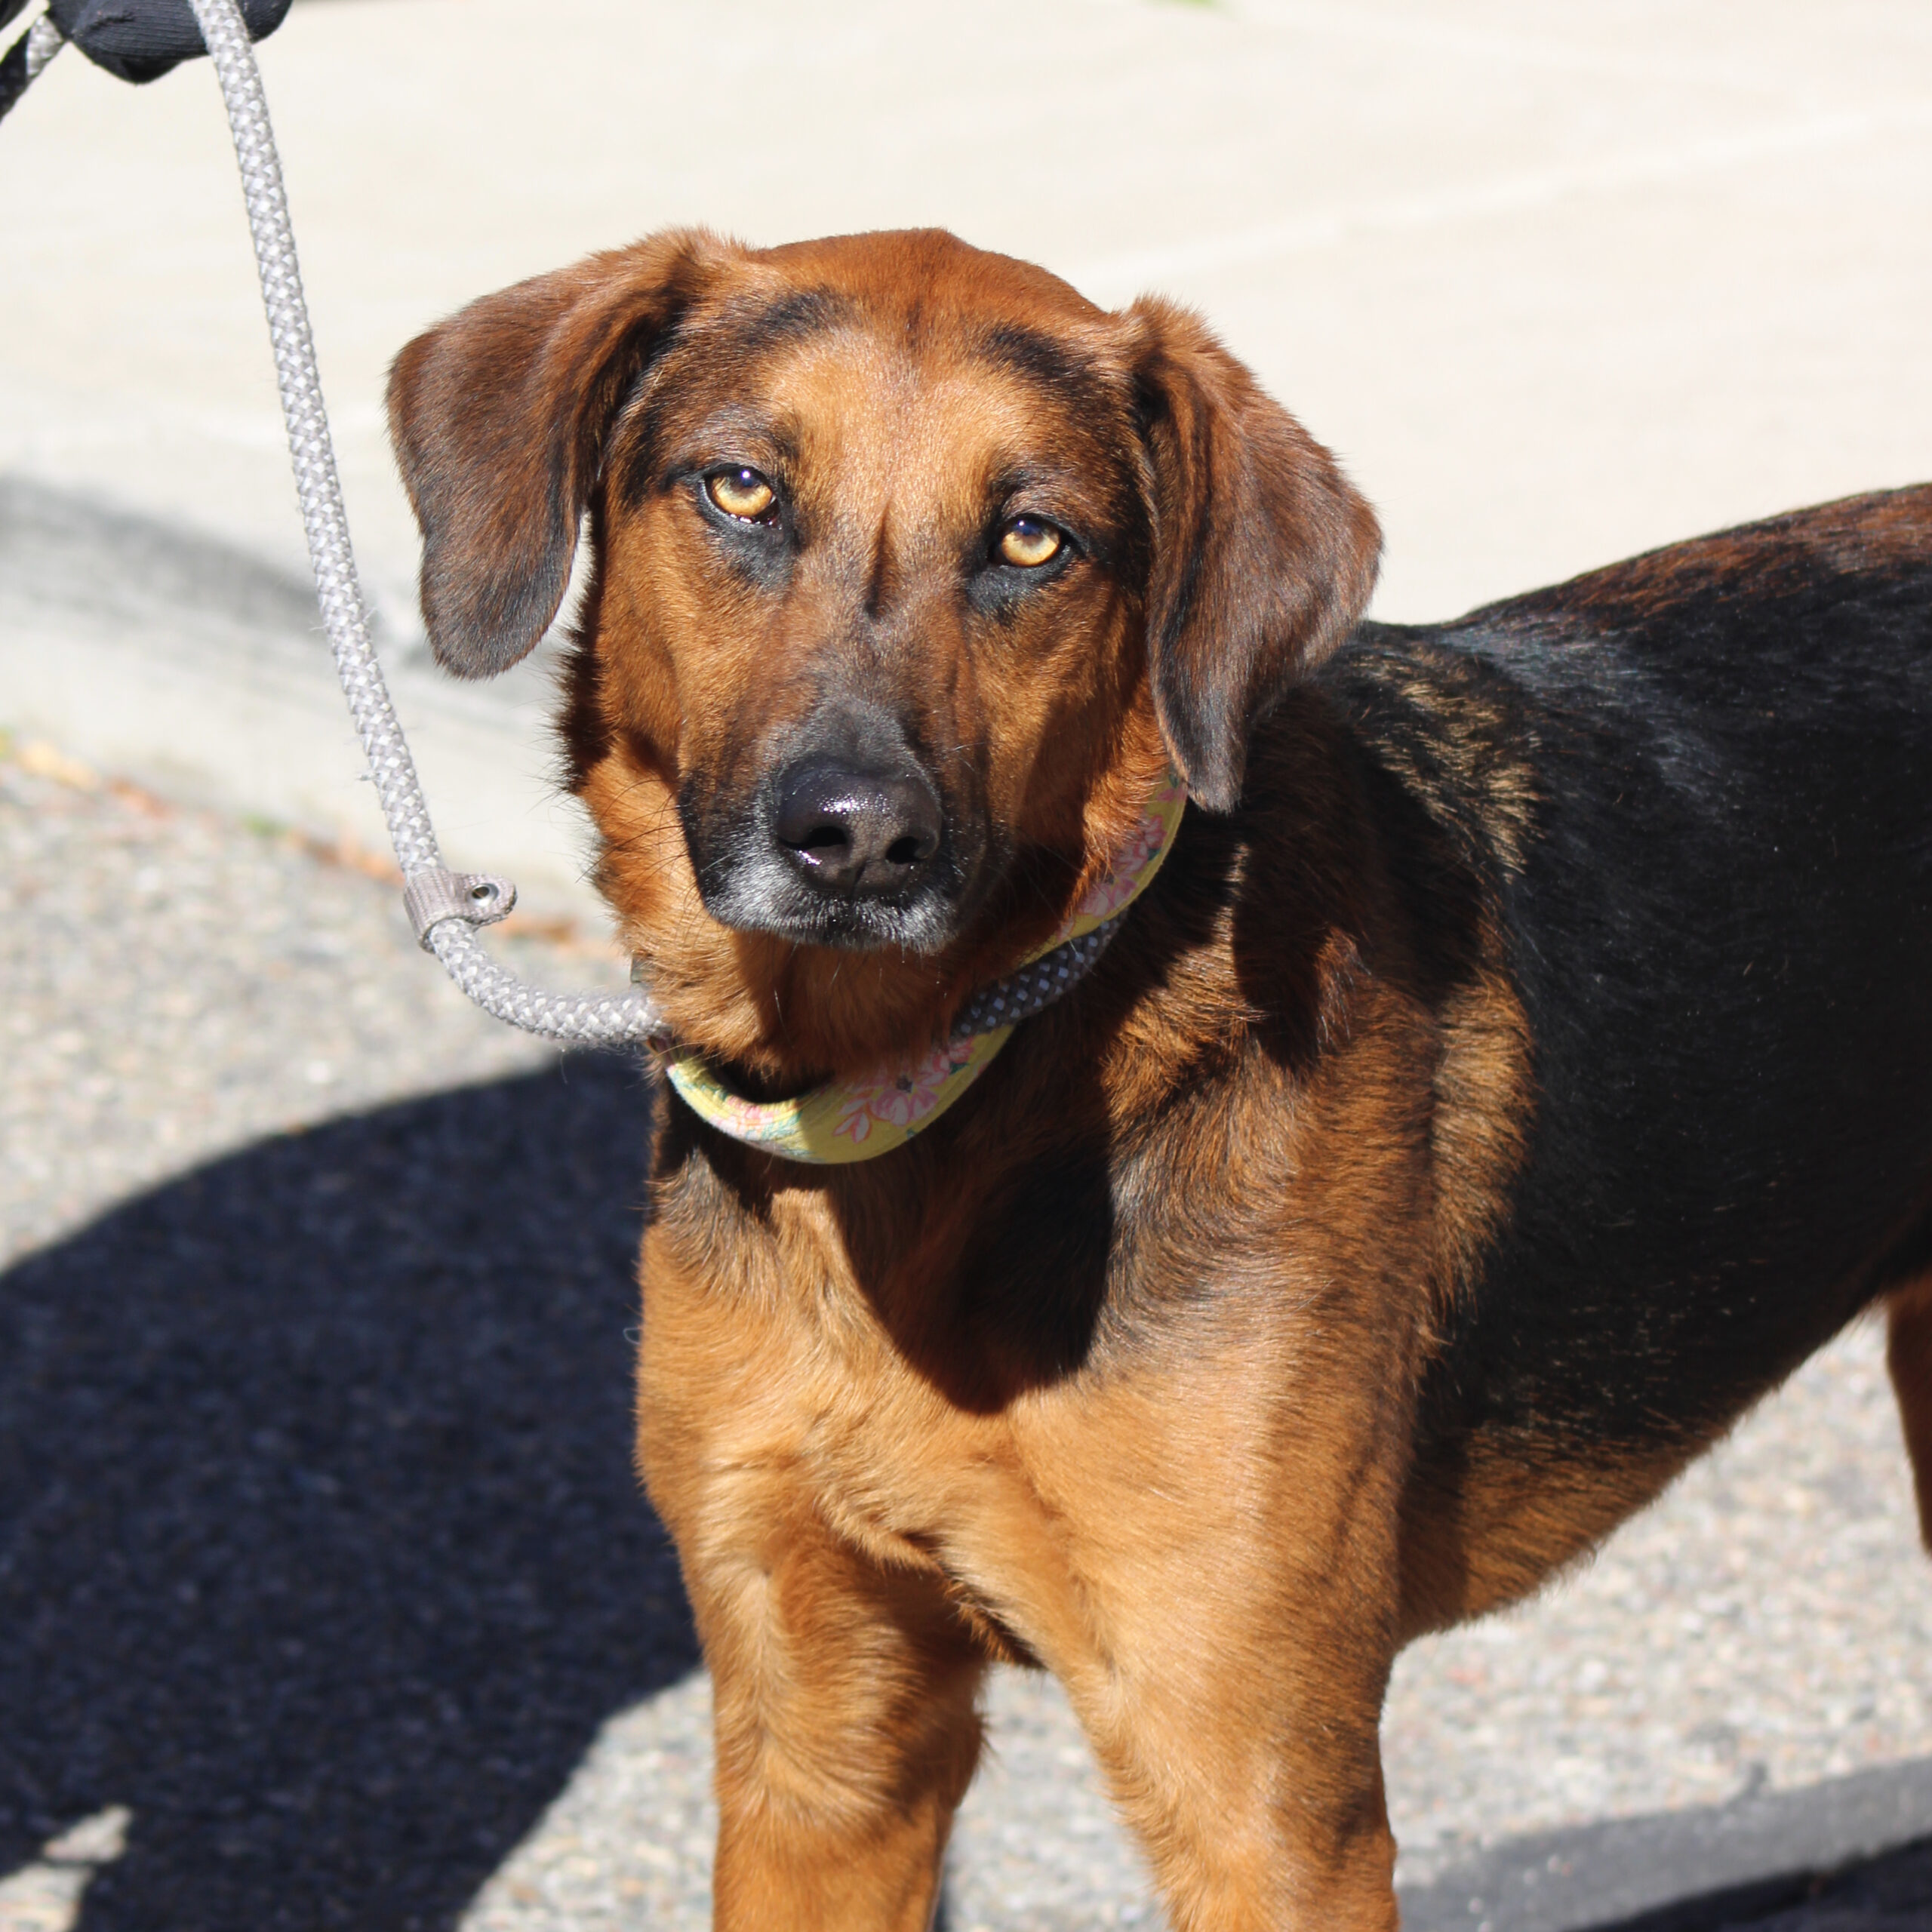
[707,467,777,521]
[997,517,1063,568]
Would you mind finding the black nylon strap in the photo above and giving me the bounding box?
[49,0,288,83]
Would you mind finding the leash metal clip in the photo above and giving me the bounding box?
[403,868,517,951]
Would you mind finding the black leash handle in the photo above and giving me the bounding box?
[2,0,288,122]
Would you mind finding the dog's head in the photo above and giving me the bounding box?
[389,228,1379,1076]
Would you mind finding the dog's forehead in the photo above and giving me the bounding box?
[657,244,1134,508]
[752,329,1105,473]
[752,226,1111,339]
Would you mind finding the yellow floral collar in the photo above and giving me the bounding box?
[662,772,1189,1164]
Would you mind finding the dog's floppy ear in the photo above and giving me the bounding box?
[1128,299,1382,811]
[386,229,726,677]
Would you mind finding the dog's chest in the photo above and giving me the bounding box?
[640,1143,1420,1667]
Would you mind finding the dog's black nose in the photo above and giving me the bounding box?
[773,760,943,897]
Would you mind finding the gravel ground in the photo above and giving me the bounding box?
[0,731,576,1264]
[3,734,1930,1931]
[1386,1331,1932,1873]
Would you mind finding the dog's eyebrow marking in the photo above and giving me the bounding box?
[614,396,801,510]
[612,294,848,503]
[709,288,854,361]
[974,322,1112,411]
[989,464,1064,506]
[666,403,801,467]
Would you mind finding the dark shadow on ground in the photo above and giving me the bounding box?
[1401,1754,1932,1932]
[0,1054,696,1931]
[8,1046,1927,1932]
[1596,1833,1932,1931]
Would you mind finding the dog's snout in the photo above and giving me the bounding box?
[774,761,943,897]
[694,704,964,949]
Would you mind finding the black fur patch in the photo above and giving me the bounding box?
[1363,491,1932,1454]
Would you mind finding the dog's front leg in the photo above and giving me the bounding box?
[703,1516,984,1931]
[665,1474,986,1931]
[1060,1570,1401,1932]
[1019,1356,1409,1932]
[1054,1574,1399,1932]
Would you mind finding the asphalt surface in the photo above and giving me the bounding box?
[0,737,673,1931]
[1,1054,689,1931]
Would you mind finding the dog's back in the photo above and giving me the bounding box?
[1327,488,1932,1623]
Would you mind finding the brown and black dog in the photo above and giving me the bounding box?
[388,227,1932,1931]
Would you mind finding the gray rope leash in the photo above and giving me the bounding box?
[183,0,672,1048]
[0,13,63,117]
[948,918,1122,1041]
[11,0,1133,1060]
[23,14,59,78]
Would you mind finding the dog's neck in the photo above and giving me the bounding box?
[654,771,1189,1164]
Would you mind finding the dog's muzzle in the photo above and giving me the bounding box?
[771,757,944,900]
[686,706,969,953]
